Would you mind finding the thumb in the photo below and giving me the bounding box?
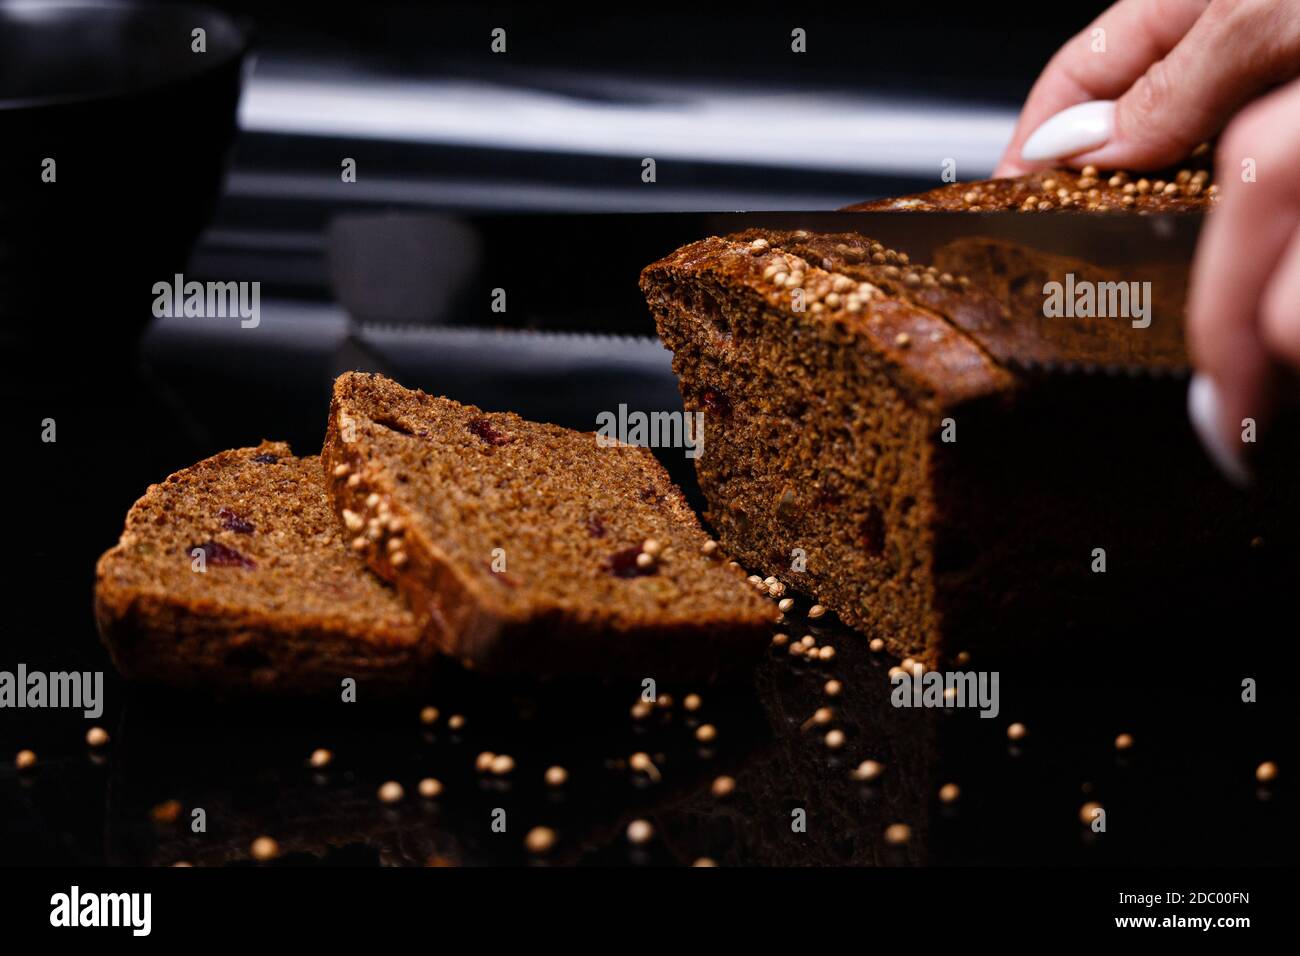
[1021,0,1300,171]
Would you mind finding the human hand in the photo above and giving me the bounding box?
[993,0,1300,482]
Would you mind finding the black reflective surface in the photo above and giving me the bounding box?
[2,363,1294,867]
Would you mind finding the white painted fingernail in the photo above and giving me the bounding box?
[1188,373,1251,487]
[1020,100,1116,162]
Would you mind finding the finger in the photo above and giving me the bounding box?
[993,0,1209,176]
[1259,225,1300,368]
[1186,80,1300,482]
[1069,0,1300,170]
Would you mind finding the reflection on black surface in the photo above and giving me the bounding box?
[5,584,1297,866]
[3,302,1295,869]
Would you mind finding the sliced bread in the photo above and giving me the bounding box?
[94,441,428,692]
[321,372,775,677]
[640,228,1286,665]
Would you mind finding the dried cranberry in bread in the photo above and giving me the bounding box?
[845,162,1215,213]
[640,229,1288,665]
[95,442,428,692]
[322,372,775,677]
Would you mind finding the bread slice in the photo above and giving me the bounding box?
[844,163,1215,213]
[321,372,775,677]
[95,442,428,692]
[640,228,1285,665]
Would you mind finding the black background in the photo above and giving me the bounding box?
[0,0,1295,938]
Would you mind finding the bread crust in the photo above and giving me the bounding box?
[844,165,1215,213]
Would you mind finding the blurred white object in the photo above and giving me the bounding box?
[241,71,1015,177]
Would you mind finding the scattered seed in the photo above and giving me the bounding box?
[309,748,333,769]
[150,799,181,823]
[771,632,789,648]
[701,540,719,557]
[447,714,466,731]
[1114,733,1134,752]
[818,646,836,661]
[85,727,110,748]
[938,783,961,804]
[778,597,795,612]
[884,823,911,846]
[711,775,736,798]
[695,724,718,744]
[419,777,444,799]
[852,760,884,782]
[250,836,280,861]
[1007,722,1027,741]
[630,700,653,720]
[1079,801,1103,825]
[824,679,842,697]
[824,729,846,750]
[630,752,661,782]
[475,751,497,773]
[869,638,885,652]
[1256,761,1278,783]
[378,781,404,804]
[683,693,702,712]
[525,826,557,855]
[420,706,440,725]
[802,706,833,730]
[490,754,516,775]
[627,819,655,845]
[545,765,569,787]
[692,857,718,867]
[808,604,827,620]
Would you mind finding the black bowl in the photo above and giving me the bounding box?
[0,0,250,354]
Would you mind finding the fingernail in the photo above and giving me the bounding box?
[1188,373,1251,487]
[1020,100,1115,162]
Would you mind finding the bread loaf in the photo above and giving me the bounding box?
[641,228,1285,664]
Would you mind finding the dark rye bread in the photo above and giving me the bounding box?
[95,442,427,692]
[715,227,1190,372]
[845,162,1215,213]
[640,229,1293,665]
[928,236,1190,371]
[322,372,775,677]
